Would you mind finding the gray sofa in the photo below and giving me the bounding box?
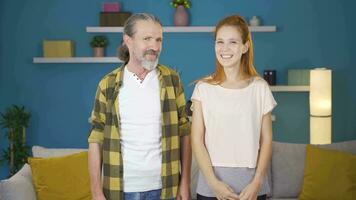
[268,140,356,200]
[1,140,356,200]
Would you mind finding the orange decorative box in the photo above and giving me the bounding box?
[43,40,74,57]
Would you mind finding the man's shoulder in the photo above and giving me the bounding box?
[158,64,179,77]
[98,65,123,88]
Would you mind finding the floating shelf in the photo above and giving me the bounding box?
[86,26,277,33]
[34,26,276,63]
[270,85,310,92]
[33,57,122,63]
[32,57,310,94]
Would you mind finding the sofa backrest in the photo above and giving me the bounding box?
[271,140,356,198]
[32,145,86,158]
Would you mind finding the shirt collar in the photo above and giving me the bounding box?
[115,63,165,89]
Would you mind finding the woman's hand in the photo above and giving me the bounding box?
[238,179,262,200]
[210,180,239,200]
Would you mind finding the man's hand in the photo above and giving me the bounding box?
[92,193,106,200]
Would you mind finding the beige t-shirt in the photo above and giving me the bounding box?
[191,78,277,168]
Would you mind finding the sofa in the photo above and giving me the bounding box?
[1,140,355,200]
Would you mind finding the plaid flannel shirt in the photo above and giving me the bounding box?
[88,64,190,200]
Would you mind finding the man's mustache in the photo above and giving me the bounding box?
[144,49,159,56]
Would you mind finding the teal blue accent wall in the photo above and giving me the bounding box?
[1,0,355,178]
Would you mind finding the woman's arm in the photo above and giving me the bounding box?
[254,112,273,184]
[239,112,273,200]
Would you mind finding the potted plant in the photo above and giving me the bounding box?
[170,0,191,9]
[170,0,191,26]
[0,105,31,176]
[90,35,108,57]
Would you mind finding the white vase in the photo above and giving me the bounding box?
[249,16,261,26]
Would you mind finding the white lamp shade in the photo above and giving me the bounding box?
[310,68,332,116]
[310,116,332,144]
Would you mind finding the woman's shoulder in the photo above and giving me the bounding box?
[251,76,269,87]
[194,77,217,88]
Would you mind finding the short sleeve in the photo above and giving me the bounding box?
[191,82,202,102]
[88,82,106,144]
[262,82,277,115]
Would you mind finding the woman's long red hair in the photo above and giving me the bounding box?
[202,15,258,84]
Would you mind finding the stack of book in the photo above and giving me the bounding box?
[100,2,131,27]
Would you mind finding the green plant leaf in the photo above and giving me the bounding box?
[90,35,108,47]
[0,105,31,176]
[170,0,191,8]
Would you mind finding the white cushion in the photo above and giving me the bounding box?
[0,164,36,200]
[32,145,86,158]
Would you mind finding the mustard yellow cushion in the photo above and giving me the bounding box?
[28,151,91,200]
[299,145,356,200]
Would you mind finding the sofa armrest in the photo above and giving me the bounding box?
[0,164,36,200]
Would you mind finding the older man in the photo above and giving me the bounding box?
[88,13,191,200]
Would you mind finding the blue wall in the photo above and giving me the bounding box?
[1,0,355,178]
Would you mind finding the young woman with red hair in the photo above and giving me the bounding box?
[191,15,277,200]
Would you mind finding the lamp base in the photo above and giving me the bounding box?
[310,116,332,144]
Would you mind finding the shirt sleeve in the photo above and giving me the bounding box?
[191,82,202,102]
[175,74,191,137]
[88,81,106,144]
[262,81,277,115]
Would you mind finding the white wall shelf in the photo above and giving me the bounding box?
[33,57,122,63]
[86,26,277,33]
[270,85,310,92]
[34,26,276,64]
[32,57,309,94]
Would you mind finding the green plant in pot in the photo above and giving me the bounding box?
[170,0,191,26]
[170,0,191,9]
[0,105,31,176]
[90,35,108,57]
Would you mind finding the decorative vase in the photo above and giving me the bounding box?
[174,5,189,26]
[249,16,261,26]
[93,47,104,57]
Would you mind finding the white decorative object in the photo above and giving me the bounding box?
[249,16,261,26]
[309,68,332,144]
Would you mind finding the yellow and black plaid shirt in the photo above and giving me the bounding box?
[88,64,190,200]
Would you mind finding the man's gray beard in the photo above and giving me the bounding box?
[141,59,159,70]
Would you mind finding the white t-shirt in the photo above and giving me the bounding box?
[119,67,162,192]
[191,77,277,168]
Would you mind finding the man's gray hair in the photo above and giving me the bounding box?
[118,13,162,62]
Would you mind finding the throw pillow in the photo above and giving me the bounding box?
[28,151,91,200]
[299,145,356,200]
[0,164,36,200]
